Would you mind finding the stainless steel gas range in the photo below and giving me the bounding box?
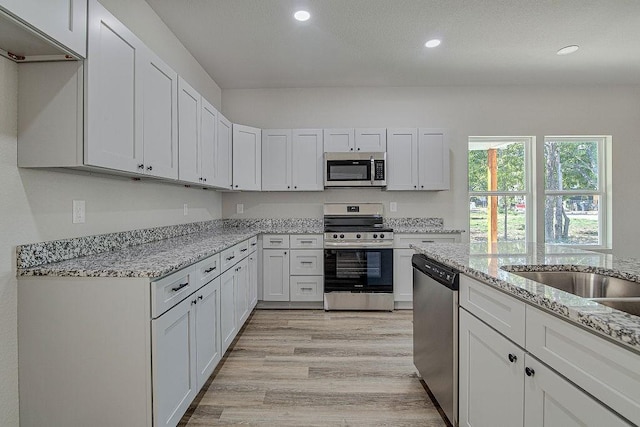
[323,203,394,311]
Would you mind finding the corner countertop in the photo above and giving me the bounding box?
[411,242,640,351]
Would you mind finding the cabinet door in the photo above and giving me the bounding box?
[355,128,387,152]
[85,0,144,173]
[292,129,324,191]
[523,355,629,427]
[393,248,414,302]
[386,128,418,190]
[220,269,237,353]
[152,296,197,427]
[235,259,250,326]
[213,113,233,189]
[262,129,292,191]
[194,278,221,391]
[200,98,217,185]
[248,252,258,309]
[1,0,87,57]
[142,50,178,179]
[323,128,354,152]
[417,128,450,190]
[178,77,202,184]
[262,249,290,301]
[232,124,262,190]
[459,308,525,427]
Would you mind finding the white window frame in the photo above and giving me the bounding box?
[542,135,611,249]
[468,136,535,243]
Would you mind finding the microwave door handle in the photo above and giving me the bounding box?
[370,156,375,185]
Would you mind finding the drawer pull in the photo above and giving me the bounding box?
[251,242,257,246]
[204,266,217,273]
[525,367,535,377]
[421,240,435,243]
[508,353,517,363]
[171,282,189,292]
[270,239,283,243]
[301,261,313,265]
[300,287,314,290]
[198,295,203,300]
[240,248,248,253]
[226,255,235,261]
[299,240,314,243]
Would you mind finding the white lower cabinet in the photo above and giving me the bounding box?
[153,277,220,427]
[220,267,238,353]
[248,244,258,309]
[235,258,250,327]
[262,249,290,301]
[290,276,323,302]
[459,275,632,427]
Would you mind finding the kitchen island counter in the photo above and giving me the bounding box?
[412,242,640,351]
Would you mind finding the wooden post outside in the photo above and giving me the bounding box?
[488,148,498,243]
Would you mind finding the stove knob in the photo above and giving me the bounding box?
[340,234,345,239]
[380,233,385,238]
[333,234,338,239]
[373,234,378,238]
[356,234,361,238]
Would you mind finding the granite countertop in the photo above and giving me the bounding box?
[17,221,324,279]
[412,242,640,351]
[392,226,465,234]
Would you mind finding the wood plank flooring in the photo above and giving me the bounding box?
[179,309,446,426]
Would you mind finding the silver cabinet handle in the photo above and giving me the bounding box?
[171,282,189,292]
[300,261,313,265]
[204,266,216,273]
[421,240,435,243]
[299,240,314,243]
[226,255,235,261]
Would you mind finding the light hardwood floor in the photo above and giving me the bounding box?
[179,309,446,426]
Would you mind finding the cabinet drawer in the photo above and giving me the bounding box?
[236,240,250,259]
[393,234,458,249]
[151,266,197,318]
[526,306,640,425]
[290,234,323,249]
[263,234,289,249]
[195,253,221,288]
[290,276,324,302]
[290,250,323,275]
[220,246,238,272]
[248,236,258,253]
[459,275,526,346]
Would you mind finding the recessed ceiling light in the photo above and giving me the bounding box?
[424,39,441,48]
[557,45,579,55]
[294,10,311,22]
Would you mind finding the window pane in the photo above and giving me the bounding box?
[470,196,527,243]
[544,195,600,245]
[544,140,599,191]
[468,141,526,192]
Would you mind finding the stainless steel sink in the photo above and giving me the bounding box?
[589,298,640,316]
[506,271,640,299]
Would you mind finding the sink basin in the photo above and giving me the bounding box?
[506,271,640,298]
[506,270,640,316]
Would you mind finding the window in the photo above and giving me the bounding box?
[468,137,533,243]
[544,136,609,246]
[468,135,611,248]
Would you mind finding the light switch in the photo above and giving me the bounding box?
[237,204,244,214]
[390,202,397,212]
[72,200,85,224]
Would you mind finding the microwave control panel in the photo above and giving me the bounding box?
[374,160,385,180]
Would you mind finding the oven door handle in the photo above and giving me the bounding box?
[324,241,393,248]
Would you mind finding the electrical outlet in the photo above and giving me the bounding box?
[236,204,244,214]
[72,200,85,224]
[390,202,397,212]
[183,203,188,216]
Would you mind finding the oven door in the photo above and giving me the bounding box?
[324,248,393,293]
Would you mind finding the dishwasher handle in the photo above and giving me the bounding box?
[412,254,459,290]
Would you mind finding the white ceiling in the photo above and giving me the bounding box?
[145,0,640,89]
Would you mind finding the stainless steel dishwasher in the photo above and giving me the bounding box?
[412,253,459,426]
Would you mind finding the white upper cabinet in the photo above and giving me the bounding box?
[0,0,87,58]
[323,128,355,152]
[200,98,217,186]
[212,113,233,189]
[386,128,419,190]
[142,50,178,179]
[323,128,386,152]
[232,124,262,191]
[85,0,144,173]
[292,129,323,191]
[262,129,292,191]
[262,128,323,191]
[386,128,450,191]
[355,128,387,152]
[418,128,450,190]
[177,77,202,184]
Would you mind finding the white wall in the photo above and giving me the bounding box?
[221,85,640,258]
[98,0,222,108]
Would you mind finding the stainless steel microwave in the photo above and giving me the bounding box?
[324,152,387,187]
